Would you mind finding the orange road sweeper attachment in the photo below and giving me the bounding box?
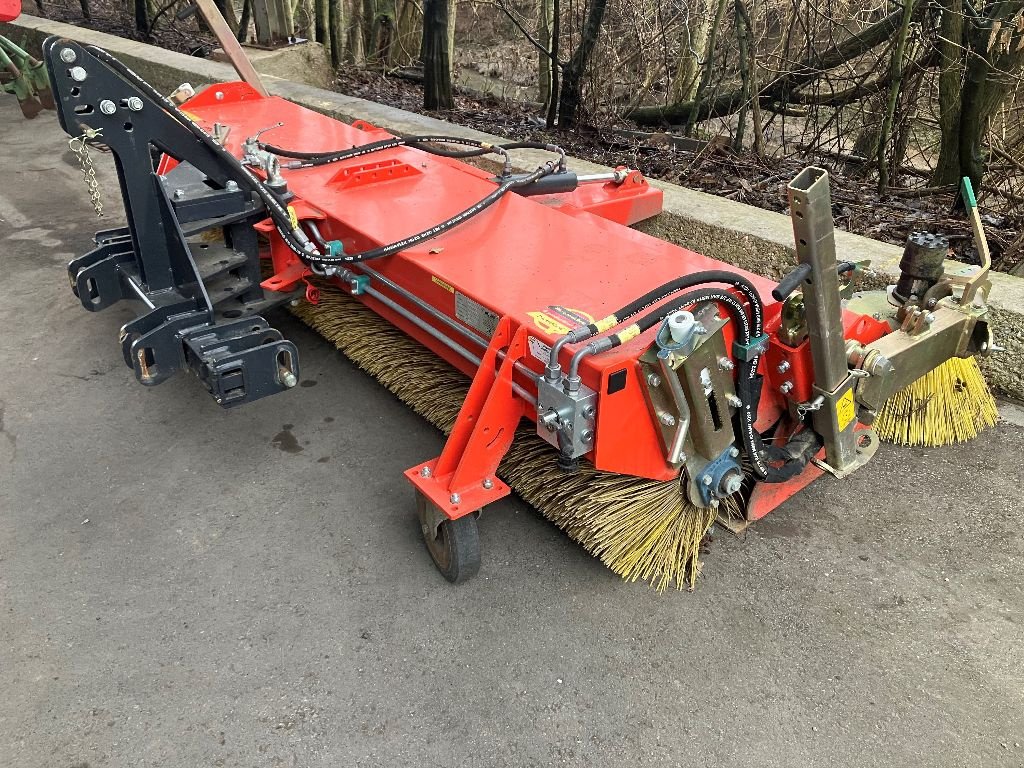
[44,40,998,587]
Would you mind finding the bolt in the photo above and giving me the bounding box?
[482,478,493,490]
[647,373,662,387]
[126,96,144,112]
[225,180,239,192]
[777,360,791,374]
[710,498,720,509]
[582,405,595,420]
[729,447,740,458]
[214,91,224,100]
[702,474,713,486]
[59,47,77,64]
[924,312,936,325]
[539,409,559,432]
[289,299,301,307]
[659,412,676,427]
[173,188,185,200]
[281,371,297,388]
[419,466,432,478]
[718,357,735,371]
[694,324,708,335]
[726,394,743,408]
[449,493,461,505]
[69,66,88,82]
[779,380,794,394]
[722,473,744,496]
[580,430,594,443]
[872,312,883,320]
[99,99,117,115]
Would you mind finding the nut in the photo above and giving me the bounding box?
[659,412,676,427]
[482,478,493,490]
[779,380,794,394]
[718,357,735,371]
[99,99,117,115]
[419,466,432,478]
[449,493,460,505]
[647,373,662,387]
[777,360,791,374]
[126,96,144,112]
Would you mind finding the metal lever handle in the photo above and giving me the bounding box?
[772,263,813,301]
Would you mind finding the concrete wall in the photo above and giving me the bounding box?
[5,13,1021,398]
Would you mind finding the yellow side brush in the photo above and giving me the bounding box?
[874,356,998,447]
[293,284,735,591]
[877,176,999,448]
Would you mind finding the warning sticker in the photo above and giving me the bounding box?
[528,336,552,364]
[455,292,499,337]
[836,388,856,430]
[528,306,595,337]
[431,275,455,293]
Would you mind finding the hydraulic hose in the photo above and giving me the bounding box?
[548,270,764,374]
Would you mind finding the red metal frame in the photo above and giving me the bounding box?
[404,318,528,519]
[173,83,904,522]
[0,0,20,22]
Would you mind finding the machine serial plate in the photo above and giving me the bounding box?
[455,292,499,337]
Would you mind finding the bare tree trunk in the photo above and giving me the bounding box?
[134,0,149,35]
[931,0,964,184]
[392,0,421,66]
[422,0,453,109]
[329,0,345,66]
[556,0,608,125]
[670,0,715,104]
[537,0,553,108]
[446,0,456,74]
[683,0,728,135]
[347,0,366,62]
[876,0,914,190]
[545,0,559,127]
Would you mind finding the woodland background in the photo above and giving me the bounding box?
[27,0,1024,271]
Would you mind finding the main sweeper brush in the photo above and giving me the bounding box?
[45,40,1001,589]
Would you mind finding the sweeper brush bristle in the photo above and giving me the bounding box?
[292,285,734,591]
[874,356,998,447]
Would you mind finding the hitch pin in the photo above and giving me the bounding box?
[797,395,826,416]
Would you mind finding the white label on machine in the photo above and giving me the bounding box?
[455,292,499,337]
[528,336,552,364]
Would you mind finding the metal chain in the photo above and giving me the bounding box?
[68,128,104,217]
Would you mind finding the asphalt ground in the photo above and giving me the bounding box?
[1,97,1022,767]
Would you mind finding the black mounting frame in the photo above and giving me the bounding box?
[44,36,300,407]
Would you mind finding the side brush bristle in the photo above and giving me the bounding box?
[292,285,729,591]
[875,356,998,447]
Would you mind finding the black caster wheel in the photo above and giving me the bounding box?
[416,492,480,584]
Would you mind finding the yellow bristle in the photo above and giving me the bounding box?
[874,356,998,447]
[292,285,732,591]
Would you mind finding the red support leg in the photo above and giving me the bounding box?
[405,317,528,519]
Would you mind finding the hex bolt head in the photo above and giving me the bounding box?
[924,312,936,325]
[779,380,795,394]
[729,447,740,458]
[449,493,461,505]
[225,180,239,192]
[419,466,432,478]
[99,99,117,115]
[482,478,493,490]
[59,47,78,64]
[214,91,225,100]
[126,96,144,112]
[659,412,676,427]
[722,473,743,496]
[777,360,791,374]
[726,394,743,408]
[702,474,713,486]
[718,357,735,371]
[281,371,297,388]
[69,66,88,82]
[173,188,185,200]
[647,373,662,387]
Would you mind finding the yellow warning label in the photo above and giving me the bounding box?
[594,315,617,332]
[431,275,455,293]
[836,388,856,430]
[528,311,571,336]
[528,306,595,336]
[287,205,299,229]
